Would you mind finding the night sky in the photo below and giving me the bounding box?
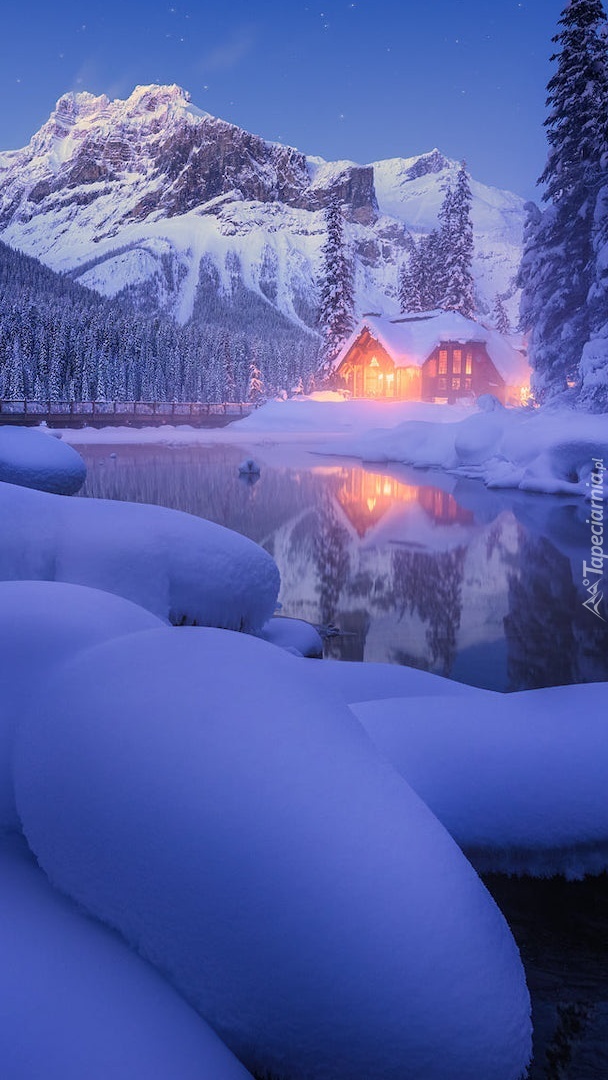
[2,0,563,200]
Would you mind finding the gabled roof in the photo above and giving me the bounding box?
[334,310,530,385]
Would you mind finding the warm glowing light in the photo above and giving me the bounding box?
[370,356,379,367]
[335,469,475,537]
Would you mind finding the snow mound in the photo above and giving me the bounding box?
[0,481,280,630]
[15,627,531,1080]
[332,406,608,496]
[0,833,253,1079]
[0,425,86,494]
[258,615,323,658]
[306,657,476,703]
[353,683,608,878]
[0,580,164,832]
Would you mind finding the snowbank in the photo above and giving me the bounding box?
[15,627,531,1080]
[0,833,253,1079]
[258,615,323,657]
[0,581,165,832]
[306,657,477,703]
[327,405,608,497]
[0,425,86,494]
[237,395,471,436]
[353,683,608,878]
[0,481,280,631]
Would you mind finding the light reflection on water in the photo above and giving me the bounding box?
[76,442,608,692]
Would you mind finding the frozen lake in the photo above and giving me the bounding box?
[76,441,608,692]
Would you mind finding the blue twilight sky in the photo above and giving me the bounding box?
[1,0,563,201]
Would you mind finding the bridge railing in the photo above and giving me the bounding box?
[0,400,255,417]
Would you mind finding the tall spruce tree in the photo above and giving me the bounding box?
[398,168,474,317]
[493,293,512,335]
[519,0,608,403]
[440,163,475,317]
[317,195,355,379]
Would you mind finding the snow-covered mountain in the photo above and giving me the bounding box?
[0,84,526,332]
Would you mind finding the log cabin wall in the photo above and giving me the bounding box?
[338,333,507,403]
[421,342,506,404]
[338,330,397,398]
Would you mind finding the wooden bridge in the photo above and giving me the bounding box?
[0,400,256,429]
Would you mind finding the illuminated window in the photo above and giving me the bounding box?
[438,376,447,390]
[465,352,473,375]
[438,350,448,375]
[370,356,379,367]
[451,377,460,390]
[452,349,462,374]
[465,377,472,389]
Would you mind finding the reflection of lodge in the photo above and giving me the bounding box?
[333,312,530,406]
[335,469,474,537]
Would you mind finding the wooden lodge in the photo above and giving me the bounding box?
[333,310,530,405]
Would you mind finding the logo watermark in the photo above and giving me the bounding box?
[582,457,606,621]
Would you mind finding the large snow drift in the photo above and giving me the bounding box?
[15,627,531,1080]
[0,833,253,1080]
[306,657,477,704]
[0,480,280,630]
[0,425,86,494]
[353,683,608,878]
[326,403,608,497]
[0,580,165,832]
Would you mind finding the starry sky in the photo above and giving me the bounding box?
[2,0,563,200]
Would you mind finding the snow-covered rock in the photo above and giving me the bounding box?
[353,683,608,878]
[0,833,253,1080]
[15,627,532,1080]
[0,84,527,328]
[258,615,323,658]
[0,426,86,494]
[0,481,280,630]
[0,580,165,832]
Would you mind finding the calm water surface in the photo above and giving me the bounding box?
[76,442,608,692]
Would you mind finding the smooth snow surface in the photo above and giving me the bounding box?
[0,580,164,831]
[353,683,608,878]
[0,426,86,494]
[0,481,280,630]
[306,658,476,703]
[258,615,323,658]
[15,627,531,1080]
[0,833,253,1079]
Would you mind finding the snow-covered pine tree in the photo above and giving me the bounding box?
[520,0,608,403]
[581,183,608,409]
[493,293,511,335]
[317,195,355,380]
[247,355,265,404]
[6,341,25,399]
[398,257,420,313]
[440,163,475,317]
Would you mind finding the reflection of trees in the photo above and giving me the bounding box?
[312,499,351,626]
[505,531,578,690]
[390,546,466,677]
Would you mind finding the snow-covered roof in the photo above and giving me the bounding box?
[335,311,530,385]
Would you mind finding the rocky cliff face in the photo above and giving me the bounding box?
[0,84,525,331]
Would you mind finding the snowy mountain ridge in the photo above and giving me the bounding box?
[0,84,527,331]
